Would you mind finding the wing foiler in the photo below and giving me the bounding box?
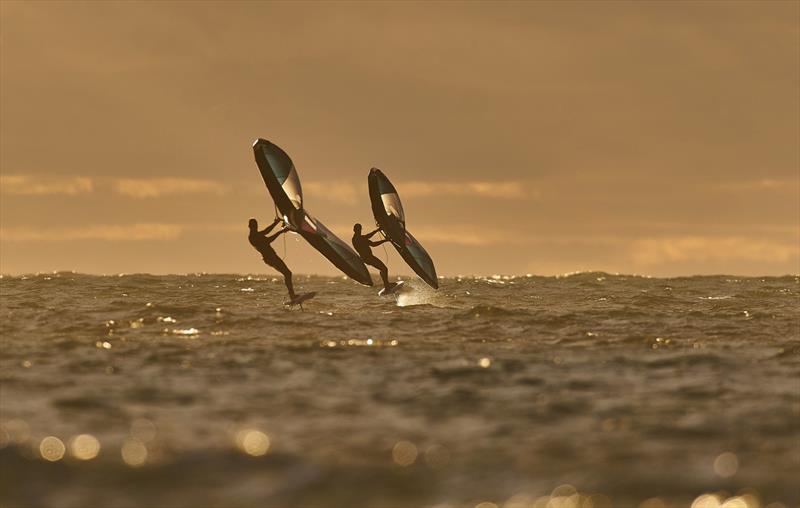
[253,139,373,286]
[368,168,438,289]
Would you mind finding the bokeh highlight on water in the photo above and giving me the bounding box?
[0,272,798,507]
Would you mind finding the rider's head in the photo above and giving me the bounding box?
[353,223,362,234]
[248,218,257,230]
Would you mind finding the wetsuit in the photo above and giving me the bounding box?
[249,226,294,298]
[352,230,391,289]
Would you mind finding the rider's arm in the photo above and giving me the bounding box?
[259,218,282,235]
[366,228,382,238]
[266,226,288,243]
[369,238,389,247]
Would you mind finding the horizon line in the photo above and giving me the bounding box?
[1,270,797,280]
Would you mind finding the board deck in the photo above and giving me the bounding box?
[378,281,405,297]
[284,291,317,308]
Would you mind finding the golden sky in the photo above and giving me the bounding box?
[1,1,798,276]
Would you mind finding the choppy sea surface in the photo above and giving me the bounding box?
[0,272,798,508]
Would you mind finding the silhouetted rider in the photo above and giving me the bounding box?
[248,218,295,299]
[352,223,393,291]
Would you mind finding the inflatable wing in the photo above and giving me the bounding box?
[368,168,438,289]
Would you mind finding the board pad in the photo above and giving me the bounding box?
[284,291,317,307]
[378,281,405,296]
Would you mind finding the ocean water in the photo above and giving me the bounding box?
[0,272,798,508]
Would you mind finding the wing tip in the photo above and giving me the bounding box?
[252,138,270,148]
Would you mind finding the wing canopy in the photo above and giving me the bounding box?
[293,210,373,286]
[371,169,405,223]
[253,139,303,215]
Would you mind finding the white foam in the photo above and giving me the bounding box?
[395,280,441,307]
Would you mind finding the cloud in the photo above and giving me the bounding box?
[1,223,183,242]
[113,178,229,198]
[0,175,93,196]
[301,180,528,204]
[303,181,359,204]
[1,175,526,202]
[318,222,515,246]
[630,236,799,266]
[712,179,799,193]
[411,228,495,246]
[410,227,529,246]
[0,175,233,199]
[399,181,528,199]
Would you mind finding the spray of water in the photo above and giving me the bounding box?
[395,279,442,307]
